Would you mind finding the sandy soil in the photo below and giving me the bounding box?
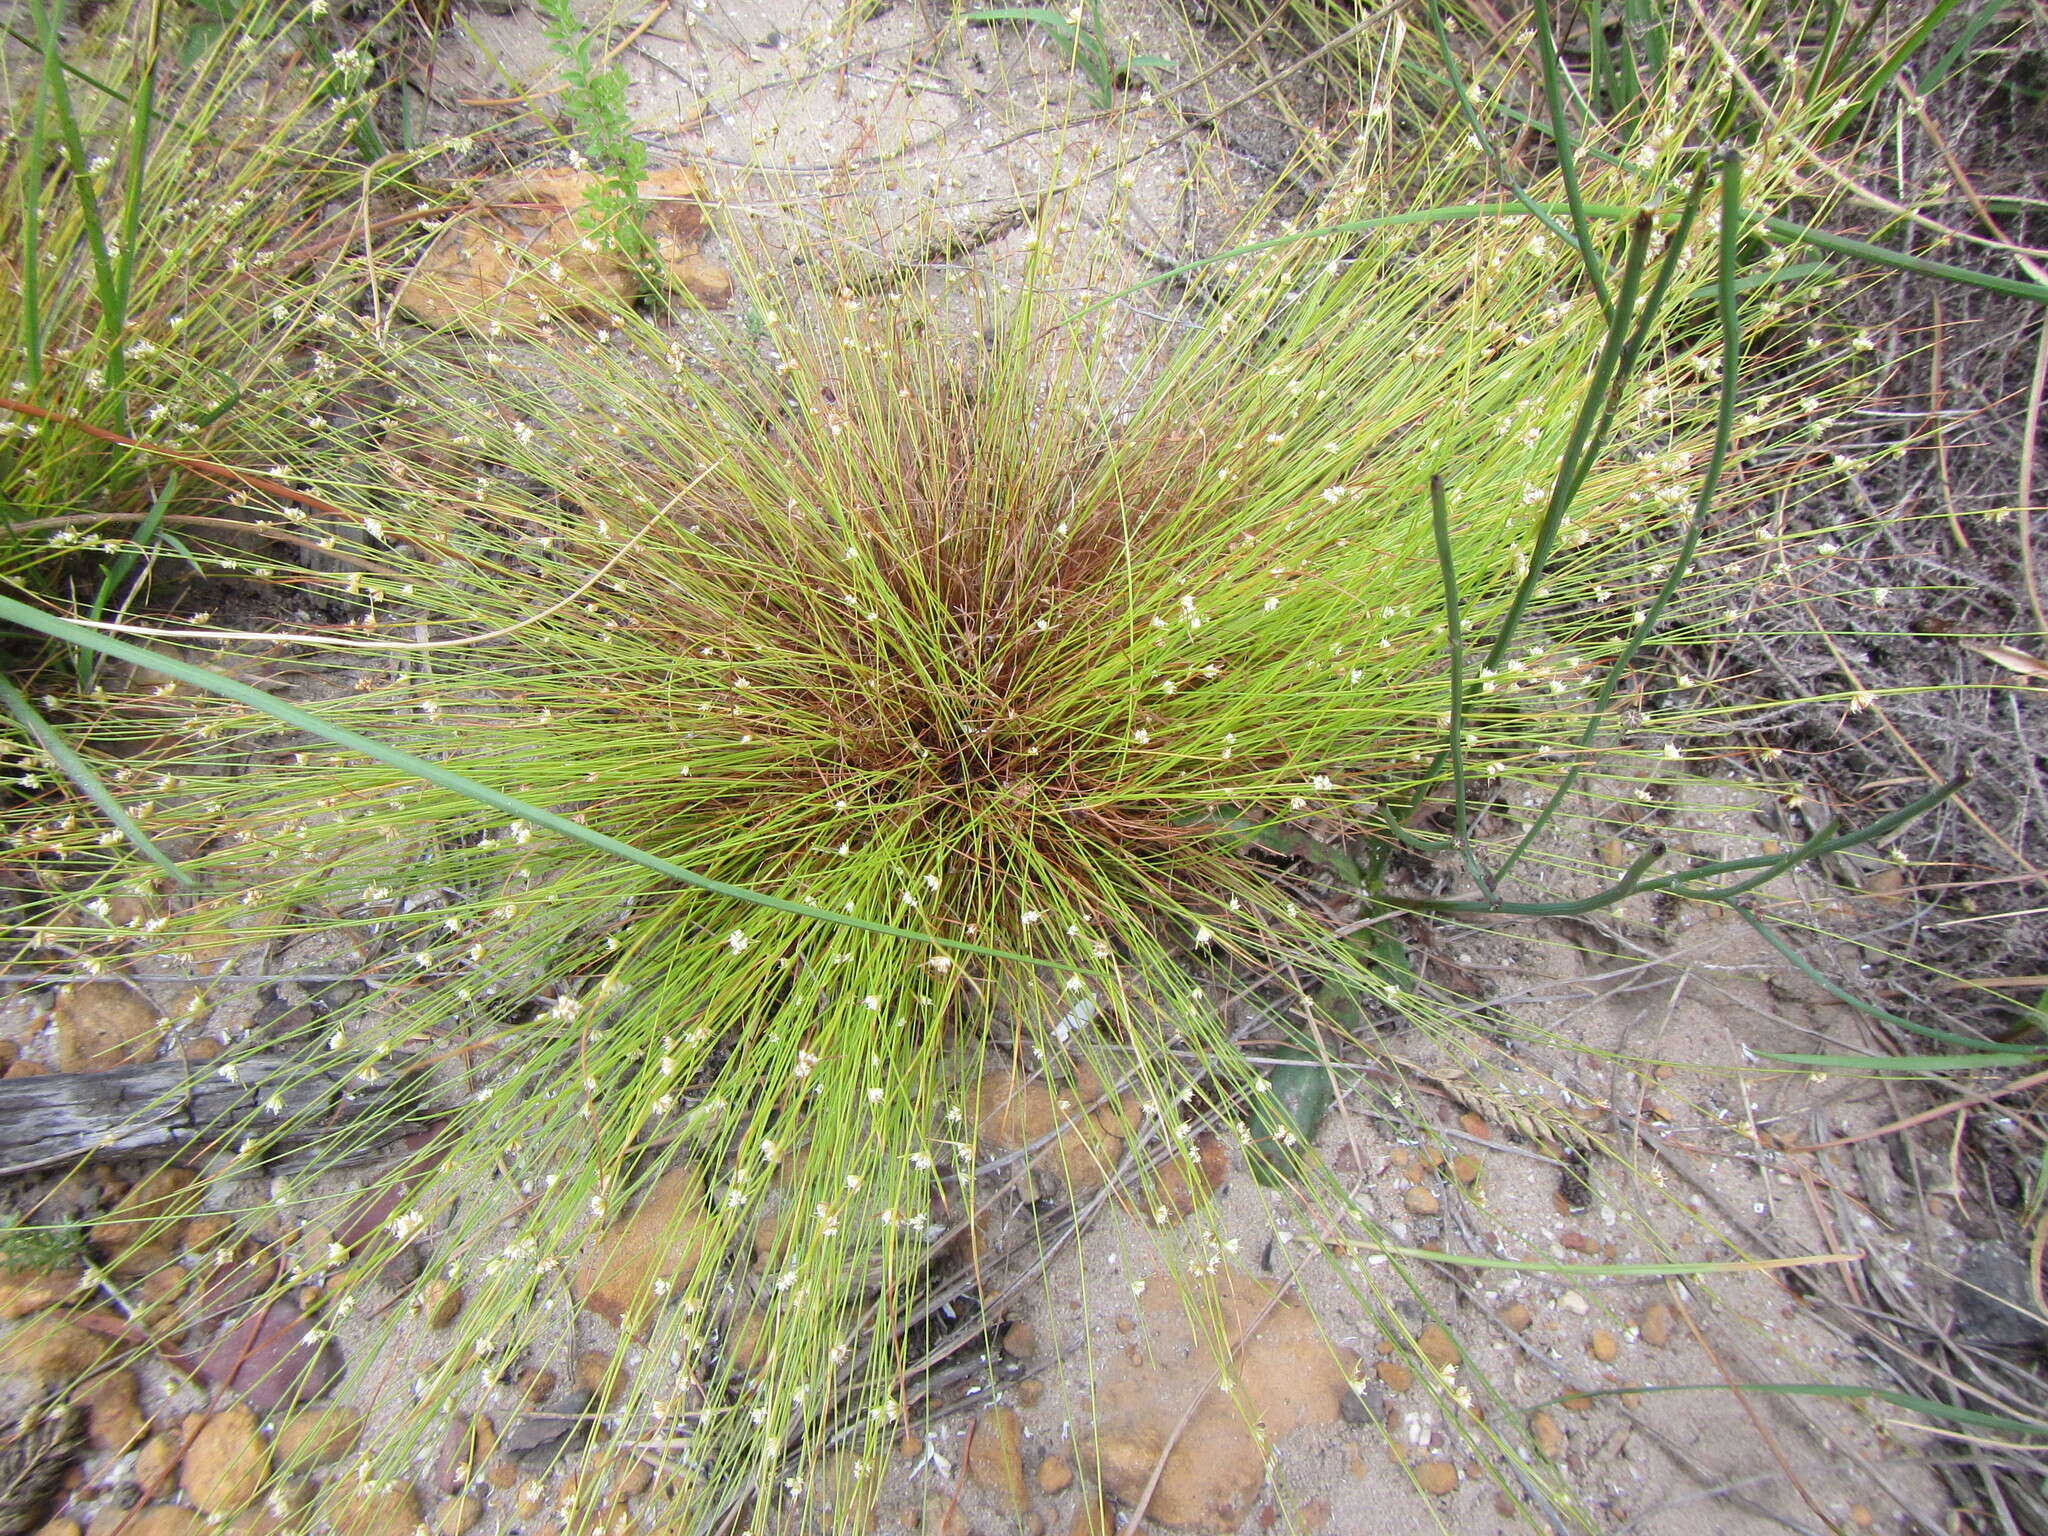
[1,4,2017,1536]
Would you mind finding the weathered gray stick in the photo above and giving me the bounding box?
[0,1053,425,1177]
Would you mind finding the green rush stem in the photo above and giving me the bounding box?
[1612,0,1646,115]
[0,593,1075,973]
[87,467,178,639]
[0,676,192,885]
[1385,775,1966,915]
[1614,157,1715,389]
[33,0,125,400]
[18,52,50,390]
[1539,1380,2047,1437]
[0,24,129,98]
[1492,149,1742,885]
[1061,202,2048,331]
[1585,0,1615,116]
[1389,207,1656,835]
[1732,904,2021,1052]
[1425,0,1591,283]
[1505,212,1665,669]
[1534,0,1613,314]
[1428,474,1489,896]
[113,9,156,334]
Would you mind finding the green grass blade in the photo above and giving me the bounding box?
[1424,1,1589,278]
[1063,201,2048,330]
[1373,1244,1859,1278]
[1546,1381,2048,1438]
[0,594,1072,972]
[0,676,193,886]
[1921,0,2011,99]
[33,0,122,349]
[1733,905,2019,1050]
[1494,149,1739,884]
[1391,777,1966,916]
[86,468,178,634]
[1760,1051,2038,1072]
[18,47,52,390]
[1429,474,1489,895]
[112,20,156,332]
[1479,209,1656,673]
[1534,0,1612,313]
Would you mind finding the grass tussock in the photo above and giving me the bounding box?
[0,98,1861,1525]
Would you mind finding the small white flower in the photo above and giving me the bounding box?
[727,930,749,952]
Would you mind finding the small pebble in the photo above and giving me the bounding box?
[421,1280,463,1330]
[1638,1302,1673,1347]
[1414,1461,1458,1496]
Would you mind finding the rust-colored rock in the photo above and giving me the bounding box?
[104,1508,205,1536]
[396,168,731,330]
[54,981,162,1072]
[133,1429,181,1492]
[91,1164,200,1275]
[1638,1302,1673,1347]
[1036,1453,1073,1494]
[324,1478,422,1536]
[1498,1301,1533,1333]
[1414,1461,1459,1496]
[1085,1266,1361,1532]
[85,1368,147,1451]
[1066,1490,1116,1536]
[182,1405,270,1514]
[0,1310,119,1380]
[420,1278,463,1329]
[1589,1328,1619,1363]
[1417,1325,1459,1369]
[971,1068,1124,1196]
[273,1405,363,1471]
[571,1167,710,1335]
[1401,1186,1440,1216]
[1144,1130,1231,1222]
[0,1267,80,1320]
[967,1406,1030,1516]
[1530,1408,1565,1461]
[575,1350,629,1407]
